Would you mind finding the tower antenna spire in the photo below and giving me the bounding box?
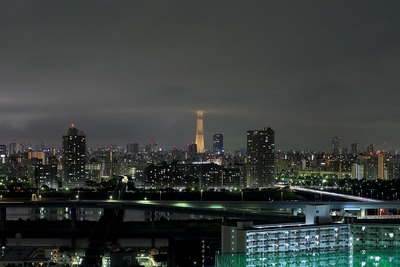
[195,111,205,153]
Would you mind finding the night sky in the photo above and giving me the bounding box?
[1,1,399,151]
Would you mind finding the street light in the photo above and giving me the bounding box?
[200,190,203,201]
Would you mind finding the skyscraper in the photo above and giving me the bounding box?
[0,145,6,155]
[246,127,275,188]
[213,133,224,156]
[0,144,6,164]
[62,124,86,189]
[377,152,385,180]
[331,136,340,156]
[188,142,198,160]
[195,110,205,153]
[126,143,139,154]
[351,143,359,156]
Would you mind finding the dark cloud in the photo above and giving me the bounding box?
[1,0,400,151]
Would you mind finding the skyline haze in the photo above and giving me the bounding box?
[1,1,400,151]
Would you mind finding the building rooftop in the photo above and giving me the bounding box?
[236,221,347,232]
[0,247,49,263]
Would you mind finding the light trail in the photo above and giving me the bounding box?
[291,186,383,202]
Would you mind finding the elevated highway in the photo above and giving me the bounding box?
[290,186,383,202]
[0,187,396,223]
[0,198,398,219]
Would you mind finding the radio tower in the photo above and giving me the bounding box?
[195,110,205,153]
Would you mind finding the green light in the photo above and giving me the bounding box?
[174,202,191,207]
[216,249,400,267]
[209,205,224,209]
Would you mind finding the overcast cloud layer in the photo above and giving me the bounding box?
[1,0,400,151]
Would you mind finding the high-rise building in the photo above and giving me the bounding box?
[246,127,275,188]
[28,151,47,164]
[187,143,198,160]
[377,152,385,179]
[9,142,22,155]
[34,162,59,190]
[221,222,350,263]
[351,143,359,156]
[62,124,86,189]
[219,206,352,267]
[213,133,224,156]
[126,143,139,155]
[332,136,340,156]
[367,144,374,154]
[195,110,205,153]
[0,145,6,164]
[0,145,6,155]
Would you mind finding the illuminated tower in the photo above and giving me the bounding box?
[62,124,86,189]
[195,110,205,153]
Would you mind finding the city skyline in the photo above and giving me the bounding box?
[1,1,400,151]
[0,119,396,153]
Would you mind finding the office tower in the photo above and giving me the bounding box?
[195,110,205,153]
[246,127,275,188]
[213,133,224,156]
[351,143,359,155]
[0,145,6,164]
[331,136,340,156]
[9,142,21,155]
[62,124,86,189]
[126,143,139,154]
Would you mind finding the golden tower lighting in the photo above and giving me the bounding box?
[195,110,205,153]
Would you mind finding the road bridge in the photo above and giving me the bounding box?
[0,199,398,221]
[0,187,397,227]
[290,186,383,202]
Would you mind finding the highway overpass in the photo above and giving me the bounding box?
[0,198,398,219]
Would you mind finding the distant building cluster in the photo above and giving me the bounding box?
[277,136,397,182]
[1,112,399,192]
